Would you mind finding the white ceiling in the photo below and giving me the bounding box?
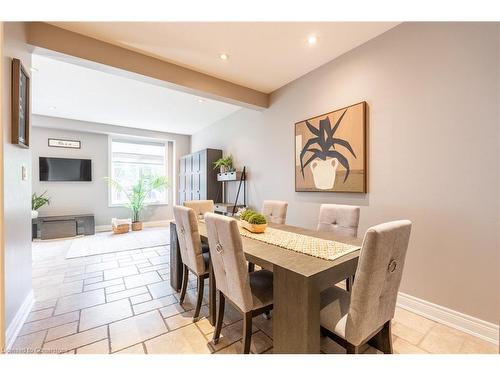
[31,54,242,135]
[51,22,399,93]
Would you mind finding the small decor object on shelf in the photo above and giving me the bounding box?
[11,58,30,148]
[239,209,267,233]
[31,191,50,219]
[105,175,169,231]
[295,101,366,193]
[213,155,234,173]
[111,218,131,234]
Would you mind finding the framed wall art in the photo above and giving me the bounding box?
[48,138,81,149]
[295,101,367,193]
[11,58,30,148]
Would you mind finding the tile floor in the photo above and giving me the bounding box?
[9,232,498,354]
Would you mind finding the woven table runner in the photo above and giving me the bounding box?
[238,226,360,261]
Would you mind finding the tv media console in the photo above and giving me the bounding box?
[32,214,95,240]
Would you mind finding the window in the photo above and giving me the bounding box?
[109,139,167,205]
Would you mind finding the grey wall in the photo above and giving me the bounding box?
[31,115,191,226]
[2,23,33,328]
[192,23,500,323]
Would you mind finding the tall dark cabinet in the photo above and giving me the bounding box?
[178,148,222,204]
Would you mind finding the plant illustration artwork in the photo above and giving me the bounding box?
[295,102,366,193]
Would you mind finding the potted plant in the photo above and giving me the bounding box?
[239,208,267,233]
[31,191,50,219]
[299,110,356,190]
[105,175,169,231]
[213,155,234,173]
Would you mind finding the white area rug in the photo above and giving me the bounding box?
[64,227,170,259]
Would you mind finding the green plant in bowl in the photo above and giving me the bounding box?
[247,213,267,225]
[240,209,256,221]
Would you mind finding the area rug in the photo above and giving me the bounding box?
[65,227,170,259]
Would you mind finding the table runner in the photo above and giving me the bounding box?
[238,225,360,261]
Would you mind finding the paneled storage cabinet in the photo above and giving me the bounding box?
[178,148,222,205]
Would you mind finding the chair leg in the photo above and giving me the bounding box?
[346,275,355,291]
[193,275,205,322]
[368,321,393,354]
[242,311,253,354]
[212,291,225,344]
[248,262,255,273]
[346,343,360,354]
[179,265,189,304]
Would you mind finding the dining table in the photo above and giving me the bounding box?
[169,219,362,354]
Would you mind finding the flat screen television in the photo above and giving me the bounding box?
[39,157,92,182]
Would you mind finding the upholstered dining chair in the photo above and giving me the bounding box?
[262,200,288,224]
[173,205,209,322]
[317,204,360,290]
[183,200,214,251]
[204,212,274,354]
[317,204,360,237]
[320,220,412,354]
[183,199,215,217]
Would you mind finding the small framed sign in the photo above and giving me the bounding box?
[48,138,81,149]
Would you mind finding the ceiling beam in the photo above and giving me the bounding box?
[26,22,269,109]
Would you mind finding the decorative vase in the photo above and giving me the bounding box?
[310,158,339,190]
[31,210,39,219]
[132,221,143,231]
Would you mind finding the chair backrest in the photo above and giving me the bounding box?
[173,205,206,275]
[262,200,288,224]
[183,200,214,217]
[204,212,253,313]
[345,220,412,345]
[317,204,360,238]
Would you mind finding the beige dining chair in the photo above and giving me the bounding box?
[262,200,288,224]
[320,220,412,354]
[204,212,274,354]
[317,204,360,237]
[173,205,209,322]
[183,199,215,217]
[183,200,214,251]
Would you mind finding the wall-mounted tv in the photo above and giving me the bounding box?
[39,157,92,182]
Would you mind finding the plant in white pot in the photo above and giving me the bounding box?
[213,155,234,173]
[32,191,50,219]
[105,175,169,231]
[298,110,356,190]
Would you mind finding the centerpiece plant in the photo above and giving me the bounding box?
[239,208,267,233]
[105,175,169,231]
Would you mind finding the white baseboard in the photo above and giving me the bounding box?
[5,290,35,351]
[397,292,499,345]
[95,219,172,233]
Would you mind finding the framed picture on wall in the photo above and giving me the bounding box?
[295,101,367,193]
[11,58,30,148]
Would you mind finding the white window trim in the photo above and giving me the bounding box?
[107,135,170,208]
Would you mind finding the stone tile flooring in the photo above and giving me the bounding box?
[10,233,498,354]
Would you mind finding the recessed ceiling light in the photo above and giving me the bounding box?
[49,106,56,110]
[30,67,39,73]
[219,53,229,61]
[307,35,318,45]
[197,99,205,103]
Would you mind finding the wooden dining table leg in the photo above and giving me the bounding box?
[208,259,217,326]
[273,265,320,354]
